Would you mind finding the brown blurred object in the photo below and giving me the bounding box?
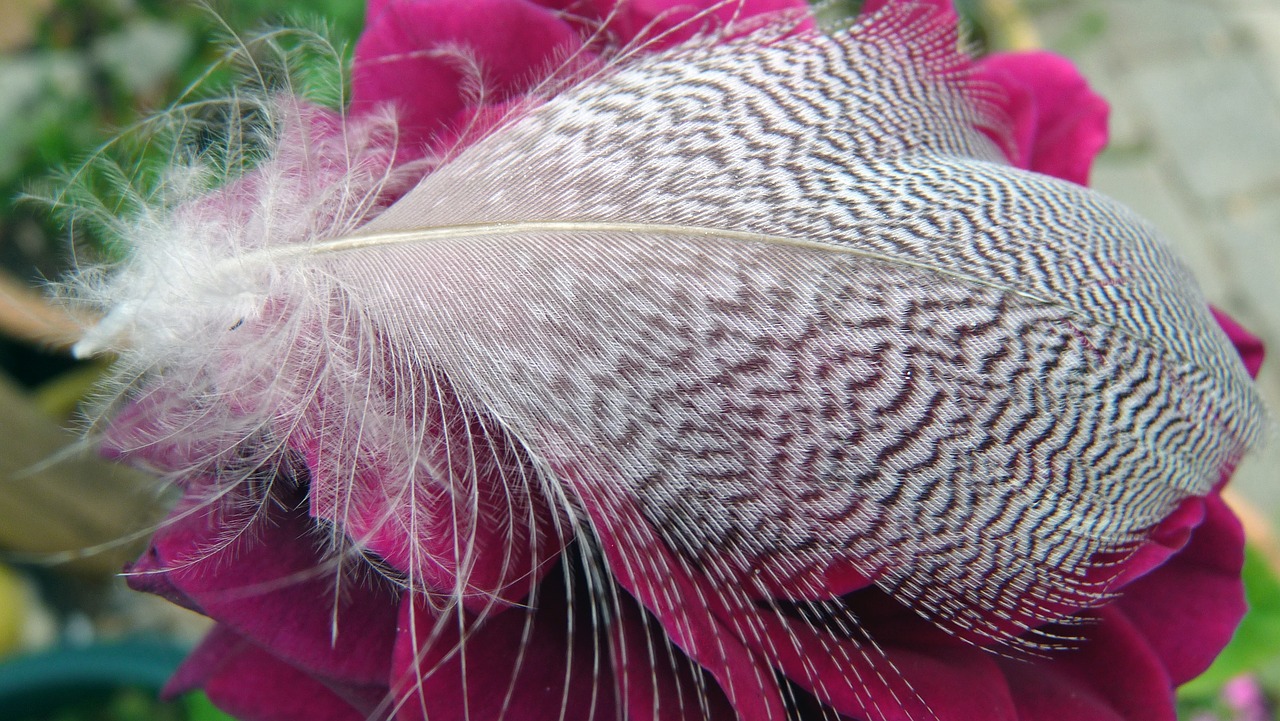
[0,271,87,351]
[0,186,156,576]
[0,373,161,577]
[0,0,53,53]
[0,370,162,576]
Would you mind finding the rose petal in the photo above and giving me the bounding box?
[569,0,811,50]
[1102,495,1207,591]
[390,576,615,721]
[299,370,563,610]
[580,493,788,721]
[861,0,957,22]
[303,442,554,610]
[713,586,1019,721]
[1116,492,1247,685]
[126,543,204,614]
[134,491,399,686]
[168,625,374,721]
[352,0,588,158]
[998,606,1175,721]
[974,51,1110,185]
[609,597,737,721]
[1212,307,1266,378]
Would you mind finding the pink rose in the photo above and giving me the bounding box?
[116,1,1260,720]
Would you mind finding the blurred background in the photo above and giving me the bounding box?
[0,0,1274,719]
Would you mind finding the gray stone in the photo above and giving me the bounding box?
[1210,196,1280,345]
[1130,54,1280,202]
[1234,9,1280,94]
[1224,376,1280,518]
[1066,43,1151,152]
[1207,196,1280,515]
[1090,158,1232,303]
[1096,0,1236,66]
[92,19,192,97]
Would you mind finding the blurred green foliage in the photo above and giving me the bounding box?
[16,689,234,721]
[0,0,366,280]
[0,0,366,385]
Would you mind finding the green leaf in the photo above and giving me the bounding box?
[182,692,238,721]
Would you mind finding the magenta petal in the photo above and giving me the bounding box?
[609,596,736,721]
[390,582,615,721]
[974,51,1110,185]
[582,0,811,49]
[141,495,399,686]
[1115,492,1247,685]
[736,589,1019,721]
[299,375,564,610]
[1212,307,1266,378]
[762,623,1015,720]
[168,625,369,721]
[861,0,957,22]
[868,642,1018,721]
[1104,495,1207,590]
[101,389,236,473]
[125,544,202,614]
[581,496,787,721]
[352,0,586,155]
[364,0,391,21]
[303,452,558,611]
[748,552,877,601]
[998,606,1175,721]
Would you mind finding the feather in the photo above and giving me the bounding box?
[67,3,1265,719]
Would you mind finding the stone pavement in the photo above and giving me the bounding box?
[1021,0,1280,519]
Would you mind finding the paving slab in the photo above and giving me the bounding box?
[1129,54,1280,202]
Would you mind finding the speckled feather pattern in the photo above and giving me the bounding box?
[317,12,1267,639]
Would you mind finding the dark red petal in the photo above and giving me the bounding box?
[998,606,1175,721]
[746,551,877,602]
[167,625,374,721]
[125,542,203,614]
[609,595,737,721]
[766,623,1017,720]
[591,498,1022,721]
[725,587,1019,720]
[298,369,565,610]
[351,0,586,156]
[100,389,234,473]
[1101,495,1207,591]
[303,438,559,610]
[578,0,811,50]
[581,495,788,721]
[1212,307,1266,378]
[139,494,399,686]
[390,579,616,721]
[974,51,1110,185]
[1115,492,1247,685]
[861,0,957,22]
